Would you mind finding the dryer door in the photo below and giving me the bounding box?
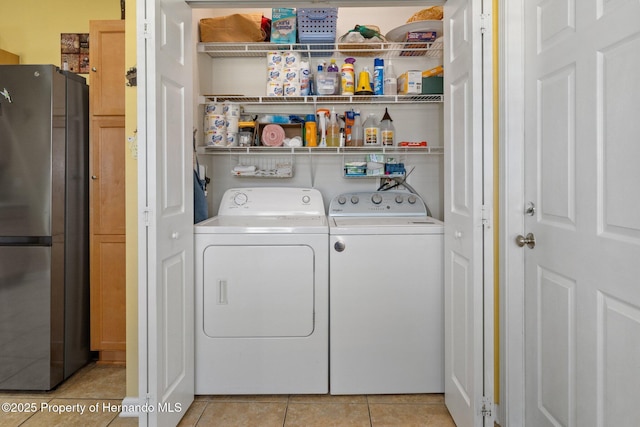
[202,244,315,338]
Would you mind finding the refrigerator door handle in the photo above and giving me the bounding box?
[0,236,52,246]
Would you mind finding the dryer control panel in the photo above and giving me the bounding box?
[219,187,325,216]
[329,191,428,217]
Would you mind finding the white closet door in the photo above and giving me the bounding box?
[137,0,194,425]
[523,1,640,426]
[443,0,494,426]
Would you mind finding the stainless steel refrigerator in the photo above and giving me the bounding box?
[0,65,90,390]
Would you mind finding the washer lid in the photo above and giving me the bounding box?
[330,216,444,235]
[195,214,328,234]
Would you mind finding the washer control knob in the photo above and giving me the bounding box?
[395,195,404,204]
[371,194,383,204]
[233,192,248,206]
[337,196,347,205]
[351,195,359,204]
[334,240,346,252]
[408,195,417,204]
[302,195,311,204]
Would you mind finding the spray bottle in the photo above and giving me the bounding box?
[327,107,340,147]
[351,110,364,146]
[316,108,330,147]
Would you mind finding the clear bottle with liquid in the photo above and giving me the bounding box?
[327,59,341,95]
[383,60,398,95]
[363,113,380,146]
[380,108,395,146]
[351,110,364,146]
[327,107,340,147]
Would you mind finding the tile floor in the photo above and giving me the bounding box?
[0,362,456,426]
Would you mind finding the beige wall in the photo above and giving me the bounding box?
[0,0,120,65]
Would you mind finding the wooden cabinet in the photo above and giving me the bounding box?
[90,117,126,235]
[89,21,126,116]
[0,49,19,64]
[89,20,126,364]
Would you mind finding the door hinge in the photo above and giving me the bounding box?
[143,207,151,227]
[480,396,493,418]
[481,204,492,228]
[480,13,491,34]
[143,21,152,39]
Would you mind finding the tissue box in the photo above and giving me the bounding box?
[421,76,444,94]
[271,8,297,44]
[400,31,438,56]
[398,71,422,94]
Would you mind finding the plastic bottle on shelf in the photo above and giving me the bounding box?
[304,114,317,147]
[363,113,380,146]
[351,110,364,146]
[300,61,310,96]
[340,58,356,96]
[327,59,340,95]
[356,66,374,95]
[373,58,384,95]
[380,108,395,146]
[383,60,398,95]
[327,107,340,147]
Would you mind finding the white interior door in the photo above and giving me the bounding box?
[137,0,194,425]
[444,0,494,426]
[523,1,640,425]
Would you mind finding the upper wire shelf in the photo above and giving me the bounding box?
[197,41,443,58]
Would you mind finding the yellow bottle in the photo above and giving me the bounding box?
[304,114,317,147]
[341,58,355,95]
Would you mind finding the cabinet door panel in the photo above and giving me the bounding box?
[90,234,126,351]
[89,20,125,116]
[90,116,126,235]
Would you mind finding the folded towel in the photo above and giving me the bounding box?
[284,136,303,147]
[233,165,257,173]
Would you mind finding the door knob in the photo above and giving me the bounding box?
[515,233,536,249]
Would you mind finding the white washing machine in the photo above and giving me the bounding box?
[328,191,444,395]
[194,187,328,394]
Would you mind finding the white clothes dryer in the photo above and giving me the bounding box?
[194,187,328,394]
[328,191,444,395]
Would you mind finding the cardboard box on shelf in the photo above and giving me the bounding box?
[398,71,422,94]
[257,123,303,146]
[422,76,443,94]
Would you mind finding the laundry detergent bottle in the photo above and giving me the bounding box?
[304,114,317,147]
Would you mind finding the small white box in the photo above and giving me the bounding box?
[398,71,423,94]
